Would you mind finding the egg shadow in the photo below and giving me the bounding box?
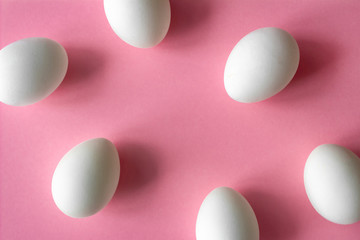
[51,46,106,101]
[268,39,338,103]
[243,190,297,240]
[112,142,159,202]
[62,47,105,86]
[334,134,360,157]
[294,39,337,82]
[163,0,212,47]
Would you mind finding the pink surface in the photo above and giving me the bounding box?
[1,0,360,239]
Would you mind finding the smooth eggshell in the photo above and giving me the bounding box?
[0,37,68,106]
[196,187,259,240]
[104,0,171,48]
[224,27,300,103]
[304,144,360,224]
[52,138,120,218]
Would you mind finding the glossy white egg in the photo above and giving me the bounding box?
[196,187,259,240]
[52,138,120,218]
[304,144,360,224]
[0,37,68,106]
[224,27,300,103]
[104,0,171,48]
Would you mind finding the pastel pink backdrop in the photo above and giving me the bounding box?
[1,0,360,239]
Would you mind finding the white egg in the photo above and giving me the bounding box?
[104,0,171,48]
[224,27,300,103]
[304,144,360,224]
[196,187,259,240]
[0,37,68,106]
[52,138,120,218]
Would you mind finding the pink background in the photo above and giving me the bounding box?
[1,0,360,239]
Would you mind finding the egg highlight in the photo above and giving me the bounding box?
[304,144,360,224]
[0,37,68,106]
[196,187,259,240]
[224,27,300,103]
[104,0,171,48]
[52,138,120,218]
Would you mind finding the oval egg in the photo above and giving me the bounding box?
[304,144,360,224]
[196,187,259,240]
[224,27,300,103]
[0,37,68,106]
[52,138,120,218]
[104,0,171,48]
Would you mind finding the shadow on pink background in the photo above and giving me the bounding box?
[1,0,360,239]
